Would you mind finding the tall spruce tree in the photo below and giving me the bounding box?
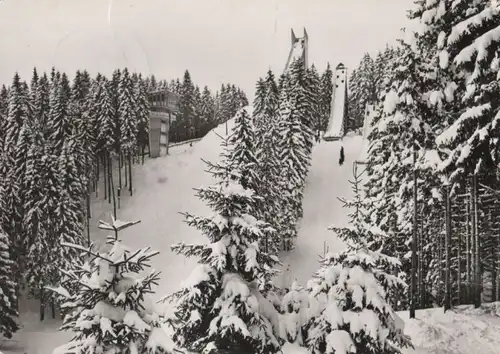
[167,136,281,354]
[118,68,138,154]
[0,227,18,338]
[319,63,334,132]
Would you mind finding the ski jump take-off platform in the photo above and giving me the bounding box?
[323,63,349,141]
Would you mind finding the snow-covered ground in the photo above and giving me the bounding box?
[2,117,500,354]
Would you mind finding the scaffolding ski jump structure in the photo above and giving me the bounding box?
[284,28,309,73]
[323,63,349,141]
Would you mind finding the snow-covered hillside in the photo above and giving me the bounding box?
[277,133,362,288]
[3,116,500,354]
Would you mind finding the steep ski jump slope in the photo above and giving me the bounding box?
[277,134,363,288]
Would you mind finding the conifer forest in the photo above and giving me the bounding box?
[1,1,500,354]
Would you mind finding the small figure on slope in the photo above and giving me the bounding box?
[338,146,345,166]
[49,236,175,354]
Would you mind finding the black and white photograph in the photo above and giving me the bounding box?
[1,0,500,353]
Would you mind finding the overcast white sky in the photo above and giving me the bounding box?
[0,0,414,99]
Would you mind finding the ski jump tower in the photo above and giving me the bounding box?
[284,28,309,72]
[323,63,349,141]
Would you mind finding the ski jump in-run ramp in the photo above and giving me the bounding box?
[323,63,348,141]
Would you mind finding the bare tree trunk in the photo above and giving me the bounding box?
[418,206,424,308]
[40,286,45,321]
[466,190,472,304]
[128,152,133,196]
[124,152,129,187]
[410,149,418,319]
[119,153,123,190]
[438,213,444,306]
[87,180,91,246]
[108,153,112,204]
[473,174,481,308]
[444,184,452,312]
[51,299,56,319]
[103,153,107,200]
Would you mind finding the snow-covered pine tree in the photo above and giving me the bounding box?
[319,63,333,132]
[192,85,203,138]
[253,70,285,254]
[23,120,58,318]
[228,108,260,192]
[199,86,216,135]
[33,73,50,129]
[280,281,308,346]
[1,73,31,290]
[118,68,139,155]
[179,70,196,140]
[91,75,114,156]
[305,168,413,354]
[149,74,158,91]
[227,108,280,254]
[0,227,18,338]
[135,74,150,161]
[276,94,310,250]
[263,71,280,121]
[167,136,282,354]
[253,78,267,127]
[305,64,322,136]
[47,71,71,151]
[348,53,379,130]
[287,58,315,154]
[363,37,440,310]
[430,0,500,182]
[110,69,122,156]
[0,85,7,152]
[50,235,173,354]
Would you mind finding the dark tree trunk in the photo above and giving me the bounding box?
[108,153,112,204]
[473,174,481,308]
[119,153,123,190]
[40,286,45,321]
[51,299,56,319]
[103,153,107,200]
[410,148,418,319]
[466,191,472,304]
[128,153,133,196]
[444,184,452,312]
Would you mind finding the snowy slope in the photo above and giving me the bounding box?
[277,134,363,288]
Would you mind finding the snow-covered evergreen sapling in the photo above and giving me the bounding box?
[166,135,282,354]
[49,236,175,354]
[305,170,413,354]
[279,281,308,346]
